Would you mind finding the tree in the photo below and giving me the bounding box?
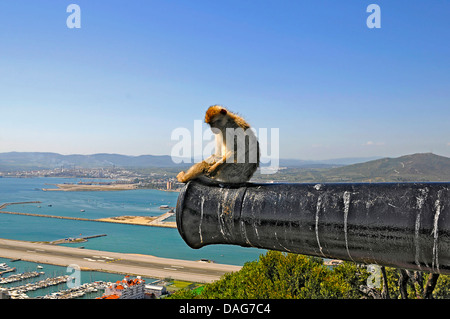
[170,251,356,299]
[168,251,450,299]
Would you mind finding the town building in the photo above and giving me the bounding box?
[144,284,167,299]
[98,276,145,299]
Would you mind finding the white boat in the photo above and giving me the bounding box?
[37,265,43,269]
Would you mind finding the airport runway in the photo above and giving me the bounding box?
[0,238,241,283]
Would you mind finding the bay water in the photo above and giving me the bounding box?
[0,177,265,298]
[0,177,263,265]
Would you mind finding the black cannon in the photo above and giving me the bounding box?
[176,181,450,274]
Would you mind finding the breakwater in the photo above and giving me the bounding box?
[0,202,176,228]
[0,201,41,210]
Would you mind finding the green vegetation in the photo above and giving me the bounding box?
[164,279,204,295]
[168,251,450,299]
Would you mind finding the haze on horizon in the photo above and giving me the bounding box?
[0,1,449,161]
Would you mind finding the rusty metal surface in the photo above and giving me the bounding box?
[176,181,450,274]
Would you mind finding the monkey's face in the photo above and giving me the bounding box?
[207,114,228,131]
[208,116,219,129]
[205,106,228,130]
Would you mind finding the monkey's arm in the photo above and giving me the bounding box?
[176,155,220,183]
[177,161,211,183]
[207,150,233,176]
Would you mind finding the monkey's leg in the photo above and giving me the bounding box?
[177,161,212,183]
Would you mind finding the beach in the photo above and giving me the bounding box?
[97,213,176,228]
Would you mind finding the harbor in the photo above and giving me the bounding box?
[1,272,110,299]
[0,258,128,299]
[0,258,196,299]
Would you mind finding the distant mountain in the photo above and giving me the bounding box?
[0,152,182,170]
[318,153,450,182]
[0,152,381,171]
[277,156,382,168]
[1,152,449,182]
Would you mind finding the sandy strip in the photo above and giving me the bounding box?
[97,216,157,225]
[96,214,176,228]
[42,184,138,191]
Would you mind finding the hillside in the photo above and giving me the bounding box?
[254,153,450,183]
[323,153,450,182]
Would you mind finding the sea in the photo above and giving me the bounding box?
[0,177,265,298]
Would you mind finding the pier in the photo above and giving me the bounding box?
[50,234,107,245]
[0,267,16,276]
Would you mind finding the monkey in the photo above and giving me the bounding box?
[176,105,259,184]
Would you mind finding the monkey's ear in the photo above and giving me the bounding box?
[220,109,227,115]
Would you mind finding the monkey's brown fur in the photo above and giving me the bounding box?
[205,105,250,130]
[177,105,259,184]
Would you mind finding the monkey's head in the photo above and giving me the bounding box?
[205,105,229,130]
[205,105,250,130]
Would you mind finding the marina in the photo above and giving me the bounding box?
[0,259,120,299]
[0,275,70,299]
[0,257,153,299]
[0,271,44,284]
[39,281,108,299]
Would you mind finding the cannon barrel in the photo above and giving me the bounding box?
[176,181,450,274]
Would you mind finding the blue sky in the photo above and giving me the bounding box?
[0,1,449,160]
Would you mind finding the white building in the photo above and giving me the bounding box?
[145,284,167,299]
[100,276,145,299]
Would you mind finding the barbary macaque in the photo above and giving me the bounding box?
[177,105,259,184]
